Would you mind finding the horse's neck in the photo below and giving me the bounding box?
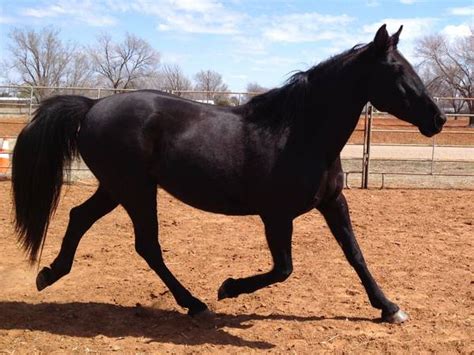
[303,57,370,160]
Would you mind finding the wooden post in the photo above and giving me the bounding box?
[28,86,34,120]
[362,104,373,189]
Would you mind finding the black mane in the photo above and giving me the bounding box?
[243,43,371,125]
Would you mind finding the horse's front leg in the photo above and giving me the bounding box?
[317,192,408,323]
[218,216,293,300]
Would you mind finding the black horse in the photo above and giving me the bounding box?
[12,25,445,323]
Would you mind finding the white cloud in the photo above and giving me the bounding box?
[363,18,437,41]
[130,0,244,35]
[173,0,223,13]
[448,5,474,16]
[441,24,472,39]
[161,52,190,64]
[156,11,241,35]
[233,36,268,56]
[250,56,302,70]
[21,0,117,27]
[363,18,438,61]
[19,0,243,33]
[366,0,380,7]
[0,15,17,24]
[22,7,64,18]
[400,0,417,4]
[262,12,354,43]
[229,74,248,80]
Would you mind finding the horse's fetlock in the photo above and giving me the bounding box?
[134,243,148,258]
[274,265,293,282]
[69,207,78,220]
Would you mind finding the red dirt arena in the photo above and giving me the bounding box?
[0,181,472,353]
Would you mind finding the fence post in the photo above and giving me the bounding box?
[430,135,436,175]
[28,86,34,120]
[430,97,440,175]
[362,103,373,189]
[361,104,368,188]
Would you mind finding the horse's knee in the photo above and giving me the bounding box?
[135,242,148,258]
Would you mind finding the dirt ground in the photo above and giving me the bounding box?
[0,181,472,353]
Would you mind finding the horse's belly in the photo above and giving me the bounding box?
[158,179,256,215]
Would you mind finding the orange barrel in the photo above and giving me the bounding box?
[0,140,10,174]
[0,151,9,174]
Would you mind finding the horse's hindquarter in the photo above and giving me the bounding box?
[78,92,158,187]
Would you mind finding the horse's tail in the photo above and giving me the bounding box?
[12,95,96,263]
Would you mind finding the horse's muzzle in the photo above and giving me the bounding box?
[434,113,447,132]
[420,113,446,137]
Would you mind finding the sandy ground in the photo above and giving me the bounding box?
[0,181,473,353]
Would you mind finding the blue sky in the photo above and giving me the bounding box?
[0,0,472,91]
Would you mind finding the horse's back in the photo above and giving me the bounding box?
[78,91,254,213]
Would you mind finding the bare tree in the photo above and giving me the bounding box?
[90,33,160,90]
[194,69,228,101]
[415,32,474,126]
[64,51,95,89]
[245,82,269,102]
[7,27,75,99]
[131,71,162,90]
[416,65,466,117]
[160,64,192,95]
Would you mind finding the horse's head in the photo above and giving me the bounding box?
[368,25,446,137]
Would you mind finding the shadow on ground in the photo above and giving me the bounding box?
[0,301,377,349]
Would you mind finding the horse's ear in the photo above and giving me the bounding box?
[373,24,390,53]
[390,25,403,48]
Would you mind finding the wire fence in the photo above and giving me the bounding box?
[345,100,474,189]
[0,85,473,189]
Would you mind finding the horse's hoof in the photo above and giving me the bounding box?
[187,300,209,317]
[36,267,52,291]
[382,309,409,324]
[217,278,235,300]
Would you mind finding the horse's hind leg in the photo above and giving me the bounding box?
[218,216,293,299]
[36,186,118,291]
[121,183,208,316]
[317,192,408,324]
